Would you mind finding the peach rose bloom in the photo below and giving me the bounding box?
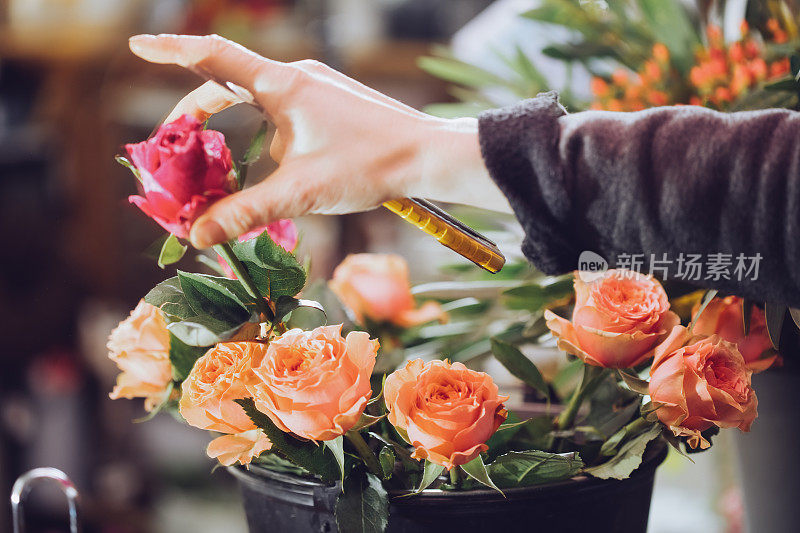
[649,327,758,449]
[384,359,508,470]
[248,325,378,441]
[692,296,777,372]
[545,270,680,368]
[329,254,447,328]
[180,342,271,466]
[108,300,173,411]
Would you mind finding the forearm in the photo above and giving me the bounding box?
[479,93,800,306]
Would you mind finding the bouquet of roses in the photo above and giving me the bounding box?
[108,115,773,533]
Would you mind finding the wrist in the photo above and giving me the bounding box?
[409,117,512,213]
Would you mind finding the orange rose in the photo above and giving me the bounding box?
[545,270,679,368]
[329,254,446,328]
[649,327,758,449]
[384,359,508,470]
[180,342,271,466]
[692,296,777,372]
[108,300,173,411]
[248,325,378,441]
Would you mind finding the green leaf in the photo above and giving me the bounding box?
[689,290,718,332]
[335,471,389,533]
[115,155,142,183]
[158,234,187,269]
[461,456,503,495]
[236,398,340,482]
[178,271,252,324]
[765,78,799,92]
[765,303,787,349]
[243,121,269,164]
[416,461,444,493]
[238,121,269,189]
[417,56,506,88]
[638,0,700,73]
[324,436,346,483]
[502,276,574,311]
[490,338,548,398]
[274,295,326,322]
[231,231,306,298]
[168,332,208,380]
[146,277,249,346]
[378,447,395,480]
[487,451,583,488]
[585,424,662,480]
[618,370,650,396]
[351,413,387,432]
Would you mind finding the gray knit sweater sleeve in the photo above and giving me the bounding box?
[478,92,800,307]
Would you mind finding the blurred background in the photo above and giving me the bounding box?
[0,1,789,532]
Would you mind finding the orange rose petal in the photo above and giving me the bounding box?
[206,430,272,466]
[396,301,449,328]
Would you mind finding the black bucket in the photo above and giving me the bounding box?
[229,441,667,533]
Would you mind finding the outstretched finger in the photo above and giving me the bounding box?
[129,34,292,113]
[165,80,242,123]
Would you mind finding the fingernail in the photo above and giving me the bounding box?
[190,218,227,249]
[128,34,155,56]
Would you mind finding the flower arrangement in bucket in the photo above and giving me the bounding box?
[108,114,778,533]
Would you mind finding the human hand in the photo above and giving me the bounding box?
[128,34,511,249]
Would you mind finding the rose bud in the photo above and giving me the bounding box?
[217,219,299,278]
[180,342,271,466]
[329,253,447,328]
[649,327,758,449]
[108,300,173,411]
[691,296,778,372]
[545,270,679,368]
[248,325,379,441]
[384,359,508,470]
[125,114,236,239]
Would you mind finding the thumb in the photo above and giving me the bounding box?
[189,166,309,249]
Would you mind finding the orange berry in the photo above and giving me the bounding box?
[714,86,733,103]
[749,58,768,80]
[769,58,791,78]
[653,43,670,64]
[729,42,744,63]
[689,96,702,106]
[591,77,610,97]
[611,69,629,86]
[647,90,669,106]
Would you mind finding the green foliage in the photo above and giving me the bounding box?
[490,338,548,398]
[486,451,583,488]
[168,332,208,381]
[158,234,187,268]
[145,276,253,346]
[238,121,269,188]
[335,470,389,533]
[461,456,503,494]
[178,271,251,324]
[115,155,141,182]
[236,398,340,482]
[585,423,661,479]
[324,436,346,482]
[502,275,574,311]
[230,230,306,298]
[417,461,445,493]
[378,447,395,480]
[689,290,718,332]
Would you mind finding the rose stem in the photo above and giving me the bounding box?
[345,431,383,477]
[557,364,605,431]
[449,466,463,489]
[547,364,606,452]
[213,242,275,323]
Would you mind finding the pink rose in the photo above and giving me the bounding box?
[248,325,379,441]
[126,114,236,239]
[545,270,679,368]
[108,301,173,411]
[217,219,299,278]
[692,296,778,372]
[329,254,447,328]
[649,327,758,449]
